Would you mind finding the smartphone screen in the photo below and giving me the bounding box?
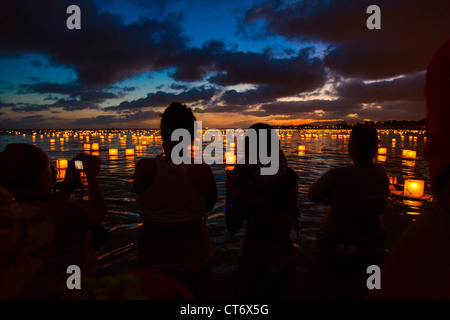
[74,160,83,170]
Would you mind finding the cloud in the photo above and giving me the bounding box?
[336,71,426,103]
[72,109,160,127]
[0,114,64,129]
[166,41,327,92]
[0,0,188,86]
[18,81,125,103]
[256,97,426,123]
[106,86,217,111]
[244,0,450,79]
[10,98,100,112]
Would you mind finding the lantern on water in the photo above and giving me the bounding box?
[109,148,118,156]
[91,143,99,151]
[84,143,91,150]
[404,179,425,198]
[225,152,236,165]
[298,145,306,151]
[404,150,416,159]
[378,147,387,155]
[56,159,68,170]
[388,175,398,185]
[125,149,135,156]
[135,145,143,152]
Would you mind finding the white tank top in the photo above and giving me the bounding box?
[136,157,207,227]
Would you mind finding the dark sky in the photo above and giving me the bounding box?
[0,0,448,128]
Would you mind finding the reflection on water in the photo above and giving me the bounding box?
[0,128,432,274]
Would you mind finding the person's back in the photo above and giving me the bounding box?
[312,163,389,238]
[137,157,207,227]
[308,127,390,243]
[228,166,298,274]
[226,123,299,275]
[135,156,213,274]
[133,102,217,298]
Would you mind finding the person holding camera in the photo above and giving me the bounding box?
[0,143,105,299]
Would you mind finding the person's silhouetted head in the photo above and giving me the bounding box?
[246,123,278,160]
[0,143,53,200]
[348,126,379,164]
[160,102,196,151]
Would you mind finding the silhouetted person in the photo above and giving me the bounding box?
[133,102,217,299]
[368,40,450,300]
[308,127,390,259]
[225,123,299,299]
[0,144,105,299]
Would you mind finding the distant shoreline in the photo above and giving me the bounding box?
[0,119,427,133]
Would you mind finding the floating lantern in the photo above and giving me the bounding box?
[50,139,55,144]
[56,159,68,170]
[404,179,425,198]
[225,152,236,165]
[91,143,99,151]
[84,143,90,150]
[125,149,135,156]
[298,145,306,151]
[135,145,143,152]
[402,149,417,159]
[109,148,119,156]
[378,147,387,155]
[388,175,398,185]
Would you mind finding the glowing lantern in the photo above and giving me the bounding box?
[56,159,68,170]
[298,145,306,151]
[378,148,387,155]
[404,179,425,198]
[84,144,91,150]
[407,150,416,158]
[125,149,135,156]
[50,139,55,144]
[402,149,417,159]
[91,143,99,151]
[135,145,143,152]
[388,175,398,185]
[225,152,236,165]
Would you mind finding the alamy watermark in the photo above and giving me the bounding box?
[171,121,280,176]
[66,5,381,30]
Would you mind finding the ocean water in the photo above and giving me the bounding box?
[0,129,431,278]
